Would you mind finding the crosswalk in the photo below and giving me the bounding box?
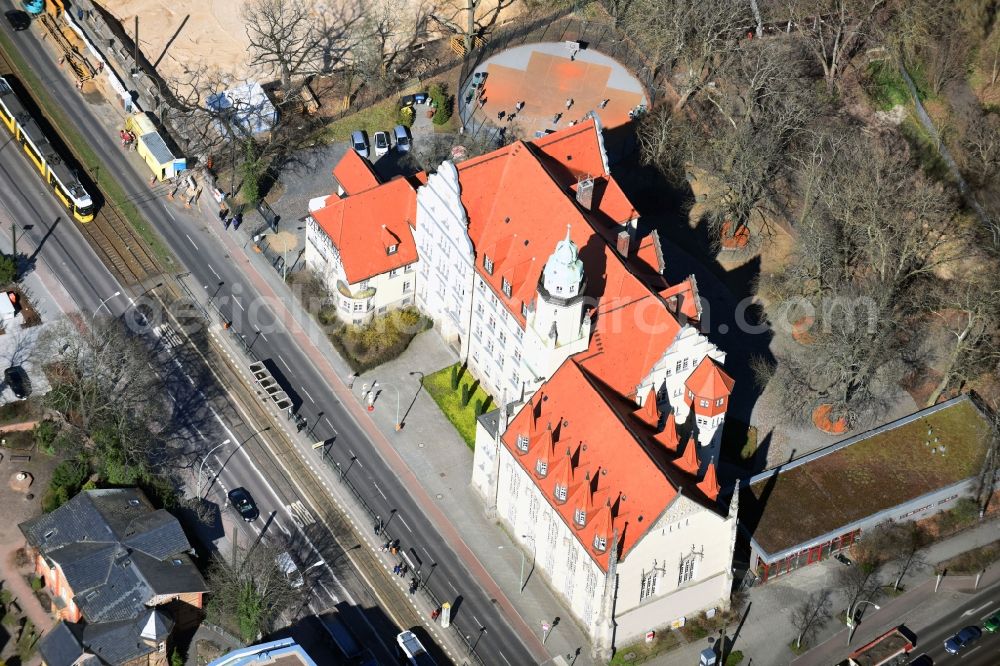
[287,500,316,527]
[154,324,183,350]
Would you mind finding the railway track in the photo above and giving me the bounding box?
[0,41,161,287]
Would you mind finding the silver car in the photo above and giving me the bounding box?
[351,130,369,159]
[393,125,411,152]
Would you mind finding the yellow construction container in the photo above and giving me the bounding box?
[125,112,186,181]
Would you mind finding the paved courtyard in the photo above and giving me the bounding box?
[462,42,647,139]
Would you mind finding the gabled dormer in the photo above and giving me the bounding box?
[674,436,699,475]
[655,412,680,452]
[634,387,659,429]
[591,500,612,554]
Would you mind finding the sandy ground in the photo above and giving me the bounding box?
[98,0,526,84]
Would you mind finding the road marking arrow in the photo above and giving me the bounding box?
[962,602,992,616]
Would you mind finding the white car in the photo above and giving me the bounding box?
[373,131,390,157]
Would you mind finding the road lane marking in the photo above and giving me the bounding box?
[325,417,335,429]
[398,516,412,533]
[473,614,482,628]
[373,482,386,499]
[302,387,316,403]
[278,355,291,371]
[287,500,316,526]
[348,451,362,468]
[185,233,198,250]
[498,650,510,666]
[447,580,458,594]
[233,296,245,310]
[260,332,268,342]
[208,264,220,279]
[963,602,993,616]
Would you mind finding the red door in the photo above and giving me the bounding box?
[808,545,822,564]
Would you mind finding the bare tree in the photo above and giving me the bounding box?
[960,110,1000,189]
[883,521,929,590]
[206,539,301,642]
[783,0,888,89]
[350,0,430,96]
[791,590,832,648]
[430,0,517,53]
[619,0,752,110]
[925,273,1000,406]
[243,0,358,95]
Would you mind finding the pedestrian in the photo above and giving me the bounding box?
[497,110,505,121]
[374,521,380,535]
[565,98,573,110]
[552,113,562,124]
[382,541,390,552]
[431,607,441,621]
[232,213,243,230]
[401,564,408,576]
[393,564,401,575]
[599,98,609,109]
[515,100,524,111]
[507,113,516,123]
[218,208,228,222]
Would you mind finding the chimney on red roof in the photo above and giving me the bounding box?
[576,176,594,210]
[616,229,630,257]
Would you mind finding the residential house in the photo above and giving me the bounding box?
[304,165,424,324]
[21,488,207,666]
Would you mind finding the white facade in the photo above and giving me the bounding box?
[414,161,475,356]
[472,418,738,651]
[304,217,417,324]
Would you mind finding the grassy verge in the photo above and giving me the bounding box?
[0,397,43,427]
[0,31,173,266]
[422,363,493,449]
[609,631,682,665]
[311,97,403,144]
[327,307,430,374]
[937,539,1000,574]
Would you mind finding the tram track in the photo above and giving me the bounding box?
[0,43,161,287]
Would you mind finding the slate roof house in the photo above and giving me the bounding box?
[19,488,207,666]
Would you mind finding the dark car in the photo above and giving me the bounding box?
[4,10,30,31]
[943,625,981,654]
[227,487,259,522]
[4,366,30,399]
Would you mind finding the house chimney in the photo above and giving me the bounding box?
[576,177,594,210]
[616,229,630,256]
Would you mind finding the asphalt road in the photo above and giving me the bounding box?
[3,15,539,666]
[901,586,1000,666]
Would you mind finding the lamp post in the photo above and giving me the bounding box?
[519,534,535,593]
[197,438,231,497]
[375,381,401,430]
[93,291,121,316]
[846,600,881,645]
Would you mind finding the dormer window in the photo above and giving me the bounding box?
[699,399,709,408]
[387,244,398,255]
[502,278,512,298]
[554,484,567,502]
[574,508,586,527]
[516,434,529,452]
[484,255,494,275]
[535,459,548,477]
[521,302,528,318]
[593,535,607,552]
[716,398,725,406]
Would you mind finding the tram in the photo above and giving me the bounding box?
[0,77,94,222]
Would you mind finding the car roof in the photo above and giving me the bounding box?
[351,130,367,142]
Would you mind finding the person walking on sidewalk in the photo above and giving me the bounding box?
[565,98,573,110]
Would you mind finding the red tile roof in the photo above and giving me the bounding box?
[503,360,727,570]
[332,149,381,196]
[686,357,735,400]
[503,361,679,570]
[310,176,418,284]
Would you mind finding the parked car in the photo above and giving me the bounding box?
[943,626,981,654]
[373,131,390,157]
[908,655,933,666]
[4,366,30,399]
[984,612,1000,633]
[393,125,411,152]
[834,552,853,566]
[351,130,370,159]
[227,487,259,522]
[276,551,304,588]
[4,10,30,31]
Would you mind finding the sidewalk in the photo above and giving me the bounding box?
[651,517,1000,666]
[180,190,592,663]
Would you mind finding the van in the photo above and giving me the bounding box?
[276,551,304,588]
[394,125,411,152]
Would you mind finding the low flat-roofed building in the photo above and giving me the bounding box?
[741,394,995,583]
[206,638,317,666]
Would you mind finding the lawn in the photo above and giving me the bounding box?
[609,631,682,665]
[312,97,405,144]
[423,363,493,449]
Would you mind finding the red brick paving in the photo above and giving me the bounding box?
[475,50,642,136]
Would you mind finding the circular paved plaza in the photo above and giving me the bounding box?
[460,42,648,140]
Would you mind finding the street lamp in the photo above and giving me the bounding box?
[846,600,881,645]
[93,291,121,316]
[519,534,535,594]
[197,438,231,497]
[374,381,401,430]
